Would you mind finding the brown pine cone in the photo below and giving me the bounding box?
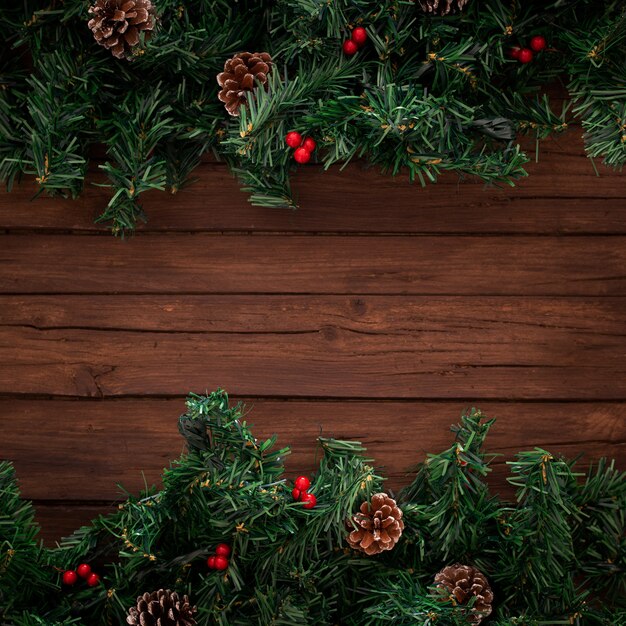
[88,0,156,60]
[126,589,197,626]
[346,492,404,555]
[417,0,470,14]
[433,563,493,625]
[217,52,273,116]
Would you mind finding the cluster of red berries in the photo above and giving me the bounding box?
[285,131,317,164]
[343,26,367,56]
[62,563,100,587]
[510,35,547,64]
[292,475,317,509]
[207,543,231,571]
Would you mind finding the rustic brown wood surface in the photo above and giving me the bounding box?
[1,131,625,544]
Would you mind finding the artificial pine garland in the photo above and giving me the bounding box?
[0,389,625,625]
[0,1,624,233]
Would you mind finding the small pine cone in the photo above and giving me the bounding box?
[346,492,404,555]
[417,0,470,14]
[217,52,272,116]
[126,589,197,626]
[433,564,493,625]
[88,0,156,60]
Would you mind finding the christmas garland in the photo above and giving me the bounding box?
[1,390,625,625]
[1,1,625,233]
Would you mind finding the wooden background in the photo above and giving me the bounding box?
[1,132,625,545]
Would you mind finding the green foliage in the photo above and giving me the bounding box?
[0,0,624,233]
[0,462,52,619]
[0,390,625,624]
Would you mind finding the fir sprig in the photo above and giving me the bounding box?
[0,392,624,624]
[0,0,624,232]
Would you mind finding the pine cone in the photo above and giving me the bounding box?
[126,589,197,626]
[217,52,272,116]
[88,0,156,59]
[346,492,404,555]
[433,564,493,625]
[417,0,470,14]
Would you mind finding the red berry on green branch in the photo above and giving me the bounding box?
[509,46,521,59]
[207,556,216,569]
[285,131,302,149]
[351,27,367,47]
[530,35,546,52]
[292,487,301,500]
[294,476,311,491]
[76,563,91,579]
[301,492,317,509]
[86,573,100,587]
[518,48,533,64]
[62,570,78,586]
[342,40,358,56]
[301,137,316,152]
[214,556,229,571]
[293,147,311,164]
[215,543,231,557]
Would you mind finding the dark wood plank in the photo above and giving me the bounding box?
[1,235,625,295]
[4,398,624,505]
[33,503,116,545]
[1,134,624,234]
[0,296,624,399]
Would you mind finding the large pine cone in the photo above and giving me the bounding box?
[126,589,197,626]
[88,0,156,59]
[217,52,272,116]
[346,493,404,555]
[433,564,493,625]
[418,0,470,14]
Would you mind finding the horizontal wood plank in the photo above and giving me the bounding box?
[3,398,624,505]
[0,296,624,399]
[1,235,625,296]
[33,504,115,545]
[1,134,625,234]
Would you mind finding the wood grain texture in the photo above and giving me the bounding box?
[2,235,625,296]
[0,296,624,399]
[0,128,624,545]
[1,134,625,235]
[4,398,624,501]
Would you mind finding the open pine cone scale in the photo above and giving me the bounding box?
[346,493,404,555]
[217,52,272,116]
[88,0,156,59]
[434,563,493,624]
[126,589,197,626]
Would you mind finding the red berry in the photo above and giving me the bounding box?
[62,570,78,586]
[342,40,358,56]
[292,487,301,500]
[86,573,100,587]
[207,556,216,569]
[214,555,229,571]
[76,563,91,579]
[294,476,311,491]
[301,137,316,153]
[285,131,303,149]
[301,492,317,509]
[509,46,521,60]
[518,48,533,64]
[293,147,311,164]
[351,27,367,47]
[530,35,546,52]
[215,543,231,557]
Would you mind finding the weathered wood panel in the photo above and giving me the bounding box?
[1,235,625,295]
[0,128,624,545]
[0,296,624,399]
[4,398,624,501]
[1,135,624,234]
